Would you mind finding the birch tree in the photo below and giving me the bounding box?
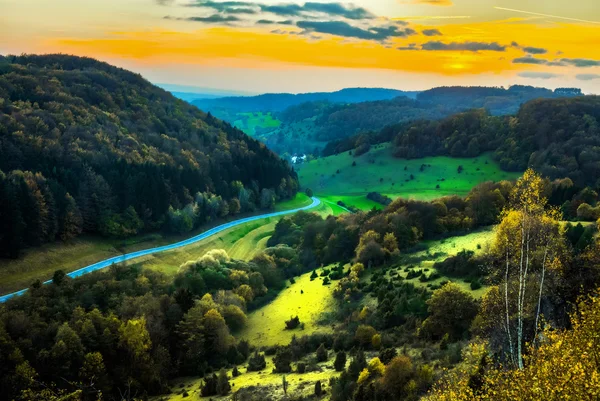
[493,169,563,369]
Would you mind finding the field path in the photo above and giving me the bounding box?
[0,197,321,303]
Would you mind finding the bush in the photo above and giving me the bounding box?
[355,325,377,347]
[315,380,323,396]
[297,362,306,373]
[379,348,398,365]
[285,316,301,330]
[470,278,482,290]
[247,351,267,371]
[316,343,328,362]
[274,348,293,373]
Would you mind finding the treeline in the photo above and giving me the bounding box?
[0,54,298,257]
[0,242,310,400]
[324,96,600,188]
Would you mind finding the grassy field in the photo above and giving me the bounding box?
[160,355,340,401]
[238,270,336,347]
[298,143,521,210]
[0,193,313,295]
[233,112,281,135]
[383,228,496,298]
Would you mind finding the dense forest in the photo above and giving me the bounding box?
[324,96,600,188]
[0,55,298,257]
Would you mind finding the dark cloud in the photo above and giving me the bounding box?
[296,20,416,41]
[561,58,600,68]
[422,29,442,36]
[522,46,547,55]
[513,56,600,67]
[576,74,600,81]
[301,2,374,20]
[421,41,506,52]
[511,42,548,55]
[513,56,548,65]
[518,71,561,80]
[256,19,293,25]
[187,14,240,22]
[187,1,374,20]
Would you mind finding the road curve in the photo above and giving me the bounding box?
[0,197,321,303]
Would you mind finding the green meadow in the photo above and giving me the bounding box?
[238,270,336,347]
[298,143,521,210]
[233,112,281,135]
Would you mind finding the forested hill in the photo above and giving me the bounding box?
[0,54,298,257]
[192,87,417,114]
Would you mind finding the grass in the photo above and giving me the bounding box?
[233,112,281,135]
[159,355,339,401]
[386,228,496,298]
[237,270,336,347]
[0,193,313,295]
[298,143,521,211]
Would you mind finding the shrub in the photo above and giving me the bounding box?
[285,316,301,330]
[379,348,397,365]
[355,325,377,346]
[470,278,482,290]
[334,351,347,371]
[273,348,293,373]
[297,362,306,373]
[315,380,323,396]
[316,343,328,362]
[247,351,267,371]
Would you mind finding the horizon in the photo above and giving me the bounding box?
[2,0,599,94]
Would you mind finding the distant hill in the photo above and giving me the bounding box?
[0,54,298,257]
[156,83,256,102]
[192,87,418,114]
[193,85,582,157]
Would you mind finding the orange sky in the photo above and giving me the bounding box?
[1,0,599,93]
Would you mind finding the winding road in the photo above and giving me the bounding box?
[0,197,321,303]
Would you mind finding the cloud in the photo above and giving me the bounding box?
[397,43,418,50]
[256,19,293,25]
[296,20,416,41]
[511,42,548,55]
[422,29,442,36]
[561,58,600,67]
[421,41,506,51]
[301,2,374,20]
[576,74,600,81]
[522,46,547,55]
[186,14,240,23]
[513,56,548,65]
[513,56,600,67]
[518,71,561,79]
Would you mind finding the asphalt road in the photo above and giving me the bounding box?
[0,197,321,303]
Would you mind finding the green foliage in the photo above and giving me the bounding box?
[334,351,347,371]
[273,348,293,373]
[0,54,298,256]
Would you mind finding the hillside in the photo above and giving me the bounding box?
[192,85,581,156]
[192,87,417,115]
[0,54,298,258]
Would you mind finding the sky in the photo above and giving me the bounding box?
[1,0,599,94]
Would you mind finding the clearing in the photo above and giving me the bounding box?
[237,270,336,348]
[298,143,521,210]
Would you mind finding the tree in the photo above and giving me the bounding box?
[247,351,266,371]
[420,282,478,341]
[305,188,314,197]
[381,356,414,399]
[355,325,377,347]
[315,380,322,396]
[356,230,385,267]
[316,343,328,362]
[334,351,347,371]
[273,348,292,373]
[59,193,82,241]
[493,169,563,369]
[216,368,231,396]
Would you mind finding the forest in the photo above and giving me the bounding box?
[0,55,298,258]
[324,96,600,188]
[2,170,599,400]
